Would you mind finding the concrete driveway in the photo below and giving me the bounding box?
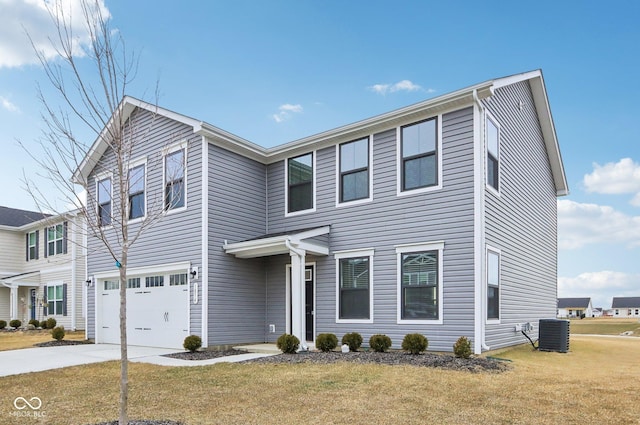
[0,344,274,377]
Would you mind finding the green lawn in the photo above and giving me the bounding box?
[0,336,639,424]
[569,317,640,336]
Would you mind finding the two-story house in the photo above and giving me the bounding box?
[0,206,86,331]
[76,69,567,353]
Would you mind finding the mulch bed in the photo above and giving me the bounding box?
[34,339,94,347]
[163,349,246,360]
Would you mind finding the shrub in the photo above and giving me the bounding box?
[315,333,338,352]
[183,335,202,352]
[28,319,40,328]
[51,326,65,341]
[45,317,57,329]
[369,334,392,352]
[0,320,6,329]
[402,333,428,354]
[453,336,472,359]
[276,334,300,354]
[341,332,363,352]
[9,319,21,329]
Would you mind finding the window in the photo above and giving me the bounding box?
[46,223,65,256]
[145,275,164,288]
[129,164,145,219]
[170,273,188,286]
[287,153,314,213]
[97,177,112,226]
[339,137,369,203]
[396,242,443,323]
[104,280,119,290]
[335,250,373,321]
[486,115,499,191]
[127,278,140,288]
[165,148,185,210]
[27,231,38,260]
[47,284,65,315]
[487,249,500,320]
[401,118,438,191]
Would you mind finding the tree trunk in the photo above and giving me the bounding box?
[118,248,128,425]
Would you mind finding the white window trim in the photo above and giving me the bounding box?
[396,241,444,325]
[46,223,64,256]
[485,111,501,197]
[335,136,373,208]
[285,262,316,338]
[396,115,443,197]
[163,140,188,215]
[284,151,316,217]
[486,245,501,324]
[334,248,374,324]
[128,157,148,223]
[46,280,64,316]
[95,171,113,229]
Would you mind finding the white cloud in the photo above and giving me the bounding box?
[557,199,640,249]
[558,271,640,308]
[584,158,640,206]
[368,79,431,95]
[272,103,303,123]
[0,0,111,68]
[0,96,19,112]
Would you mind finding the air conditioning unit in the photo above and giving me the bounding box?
[538,319,570,353]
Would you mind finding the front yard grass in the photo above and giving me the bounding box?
[0,330,86,351]
[569,317,640,336]
[0,335,638,424]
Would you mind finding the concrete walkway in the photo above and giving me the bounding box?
[0,344,276,377]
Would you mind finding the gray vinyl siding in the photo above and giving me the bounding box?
[265,107,476,351]
[86,108,203,339]
[483,81,558,349]
[207,144,267,346]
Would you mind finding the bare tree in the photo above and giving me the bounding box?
[20,1,168,424]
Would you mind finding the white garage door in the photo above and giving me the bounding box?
[98,273,189,349]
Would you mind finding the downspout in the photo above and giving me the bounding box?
[473,88,491,352]
[70,216,77,331]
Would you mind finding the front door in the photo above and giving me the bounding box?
[304,266,314,341]
[30,289,36,320]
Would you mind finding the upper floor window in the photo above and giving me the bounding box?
[165,148,185,210]
[287,152,314,214]
[335,249,374,322]
[339,137,370,203]
[26,230,38,261]
[396,241,443,323]
[401,118,438,191]
[487,248,500,320]
[46,223,66,256]
[486,115,500,192]
[97,177,112,226]
[129,164,146,219]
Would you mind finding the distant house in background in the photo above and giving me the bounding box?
[557,297,593,318]
[0,206,86,330]
[611,297,640,318]
[591,307,603,318]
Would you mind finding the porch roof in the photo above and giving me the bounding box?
[223,226,330,259]
[0,271,40,286]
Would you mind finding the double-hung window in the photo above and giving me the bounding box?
[335,249,373,322]
[47,284,65,315]
[27,231,38,261]
[97,177,112,226]
[129,164,145,219]
[400,118,438,192]
[287,153,314,214]
[46,224,65,256]
[486,115,500,192]
[487,248,500,320]
[339,137,370,203]
[397,242,443,323]
[165,148,185,210]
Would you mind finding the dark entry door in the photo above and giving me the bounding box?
[305,265,314,341]
[30,289,36,320]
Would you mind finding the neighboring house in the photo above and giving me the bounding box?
[591,307,603,318]
[557,297,593,318]
[76,69,567,353]
[0,206,86,330]
[611,297,640,318]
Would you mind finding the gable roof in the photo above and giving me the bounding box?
[611,297,640,308]
[557,298,591,309]
[0,206,50,228]
[74,70,568,196]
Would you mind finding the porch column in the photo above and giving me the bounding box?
[289,247,307,351]
[10,286,18,320]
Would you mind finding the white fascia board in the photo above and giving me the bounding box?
[92,261,191,280]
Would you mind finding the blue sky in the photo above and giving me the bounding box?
[1,0,639,308]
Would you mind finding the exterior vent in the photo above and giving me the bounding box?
[538,319,570,353]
